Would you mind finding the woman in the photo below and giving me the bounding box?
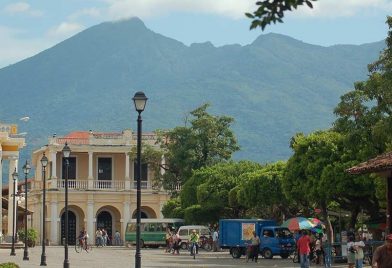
[347,236,356,268]
[354,234,365,268]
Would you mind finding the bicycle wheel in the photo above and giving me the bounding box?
[193,244,196,259]
[75,242,81,253]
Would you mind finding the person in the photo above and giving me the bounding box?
[113,230,121,246]
[189,229,200,255]
[95,228,103,246]
[347,236,356,268]
[165,228,172,253]
[322,235,332,268]
[297,230,311,268]
[250,231,261,263]
[314,234,323,265]
[354,234,365,268]
[372,233,392,268]
[212,228,219,252]
[172,231,181,255]
[102,228,108,246]
[78,230,87,249]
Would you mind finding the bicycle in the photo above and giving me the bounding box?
[75,238,93,253]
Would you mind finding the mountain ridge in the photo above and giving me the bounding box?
[0,18,386,173]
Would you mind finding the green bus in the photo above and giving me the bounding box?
[125,218,184,248]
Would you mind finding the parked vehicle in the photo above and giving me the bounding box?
[125,218,184,248]
[219,219,295,259]
[177,225,212,250]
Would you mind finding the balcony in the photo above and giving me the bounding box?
[30,179,159,191]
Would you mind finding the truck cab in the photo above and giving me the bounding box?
[259,226,294,259]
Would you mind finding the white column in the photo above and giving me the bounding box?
[0,147,2,236]
[125,153,130,190]
[88,152,93,189]
[50,151,57,179]
[88,152,93,179]
[50,201,58,245]
[7,157,18,236]
[122,201,130,241]
[87,201,94,242]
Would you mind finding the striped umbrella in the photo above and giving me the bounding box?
[308,218,326,229]
[281,217,316,231]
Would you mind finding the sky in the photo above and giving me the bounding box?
[0,0,391,69]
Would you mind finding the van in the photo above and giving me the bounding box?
[177,225,211,249]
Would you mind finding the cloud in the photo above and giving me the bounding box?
[292,0,392,18]
[3,2,43,17]
[47,22,85,38]
[0,26,50,68]
[104,0,255,20]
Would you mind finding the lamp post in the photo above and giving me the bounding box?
[40,153,48,266]
[10,168,18,256]
[23,161,31,261]
[62,142,71,268]
[132,91,148,268]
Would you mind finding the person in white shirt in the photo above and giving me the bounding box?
[354,234,365,268]
[347,236,355,268]
[212,228,219,252]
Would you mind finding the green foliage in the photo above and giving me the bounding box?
[157,103,239,192]
[246,0,317,30]
[180,161,262,219]
[161,198,184,219]
[237,161,292,219]
[183,205,220,225]
[17,228,38,247]
[0,263,19,268]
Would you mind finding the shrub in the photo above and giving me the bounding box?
[17,228,38,247]
[0,262,20,268]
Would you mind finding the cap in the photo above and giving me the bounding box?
[192,229,196,233]
[386,234,392,241]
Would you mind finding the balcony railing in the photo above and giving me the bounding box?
[57,180,88,189]
[93,180,125,190]
[30,179,177,192]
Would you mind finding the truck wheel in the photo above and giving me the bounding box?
[263,248,273,259]
[180,242,188,250]
[231,247,242,259]
[280,253,289,259]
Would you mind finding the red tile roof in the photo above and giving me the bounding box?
[346,152,392,174]
[64,131,89,139]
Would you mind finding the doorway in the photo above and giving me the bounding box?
[61,211,76,245]
[97,211,112,243]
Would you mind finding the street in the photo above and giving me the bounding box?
[0,246,364,268]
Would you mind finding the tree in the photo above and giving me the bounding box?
[237,161,293,220]
[333,16,392,222]
[283,130,378,238]
[157,103,240,193]
[246,0,317,30]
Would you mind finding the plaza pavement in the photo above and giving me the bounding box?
[0,246,363,268]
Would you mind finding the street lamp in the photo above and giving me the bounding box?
[40,153,48,266]
[132,91,148,268]
[22,161,31,261]
[10,168,18,256]
[62,142,71,268]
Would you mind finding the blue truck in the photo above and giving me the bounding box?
[219,219,295,259]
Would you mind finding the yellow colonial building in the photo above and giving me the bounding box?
[28,129,169,245]
[0,122,26,236]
